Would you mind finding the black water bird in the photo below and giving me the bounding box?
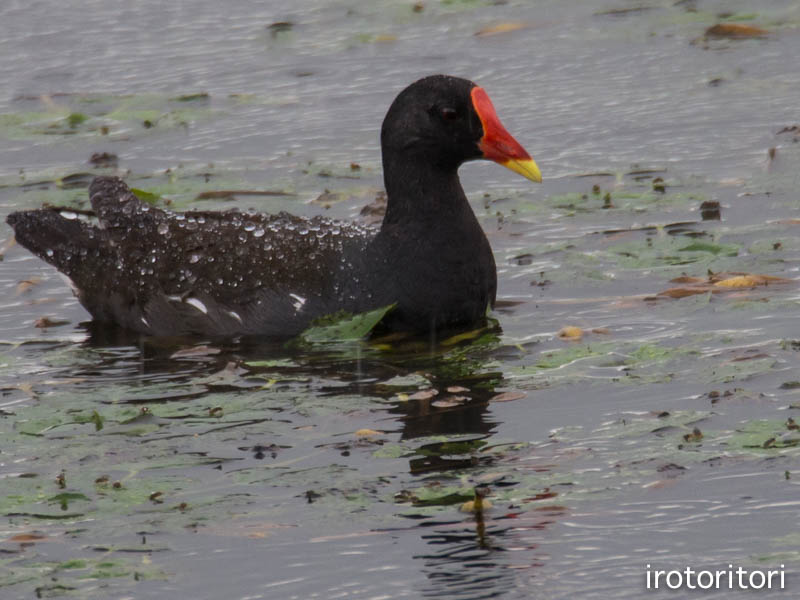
[6,75,541,338]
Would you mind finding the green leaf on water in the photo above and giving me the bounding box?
[57,560,88,570]
[727,420,800,451]
[299,303,396,343]
[73,410,105,431]
[49,492,91,510]
[171,93,210,102]
[709,357,777,384]
[67,112,88,128]
[372,444,413,459]
[534,343,613,369]
[130,188,161,204]
[626,343,694,365]
[678,241,739,256]
[244,358,298,368]
[411,485,474,507]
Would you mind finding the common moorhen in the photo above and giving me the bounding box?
[6,75,541,338]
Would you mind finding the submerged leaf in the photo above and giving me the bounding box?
[678,241,738,256]
[441,326,489,346]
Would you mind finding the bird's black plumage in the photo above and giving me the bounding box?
[6,75,539,338]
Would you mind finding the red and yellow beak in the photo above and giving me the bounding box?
[471,86,542,183]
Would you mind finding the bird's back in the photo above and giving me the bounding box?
[8,177,375,337]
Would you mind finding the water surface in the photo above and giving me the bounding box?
[2,1,800,598]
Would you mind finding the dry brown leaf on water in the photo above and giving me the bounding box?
[642,479,679,490]
[490,391,526,403]
[705,23,769,38]
[354,428,382,439]
[460,498,493,513]
[34,317,69,328]
[658,286,715,299]
[475,22,528,37]
[16,278,42,295]
[0,235,16,259]
[669,275,705,284]
[203,521,293,539]
[714,274,791,288]
[730,353,771,362]
[8,533,49,543]
[558,326,583,340]
[659,272,791,298]
[683,427,703,443]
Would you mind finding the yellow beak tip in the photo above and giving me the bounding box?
[503,158,542,183]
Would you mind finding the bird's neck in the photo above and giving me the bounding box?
[380,150,471,228]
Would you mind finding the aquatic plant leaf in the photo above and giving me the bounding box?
[299,304,395,343]
[533,343,613,369]
[130,188,161,204]
[727,420,800,451]
[678,241,739,255]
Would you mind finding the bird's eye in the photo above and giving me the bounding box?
[440,107,458,121]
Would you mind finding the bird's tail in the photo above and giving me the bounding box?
[6,209,101,279]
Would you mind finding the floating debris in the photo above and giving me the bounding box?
[714,274,788,288]
[704,23,769,38]
[595,7,653,17]
[354,428,382,439]
[558,326,584,340]
[475,22,528,37]
[195,189,294,200]
[267,22,293,37]
[658,272,791,298]
[33,317,69,328]
[88,152,118,168]
[699,200,721,220]
[171,93,209,103]
[683,427,703,443]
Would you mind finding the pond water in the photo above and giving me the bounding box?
[2,0,800,598]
